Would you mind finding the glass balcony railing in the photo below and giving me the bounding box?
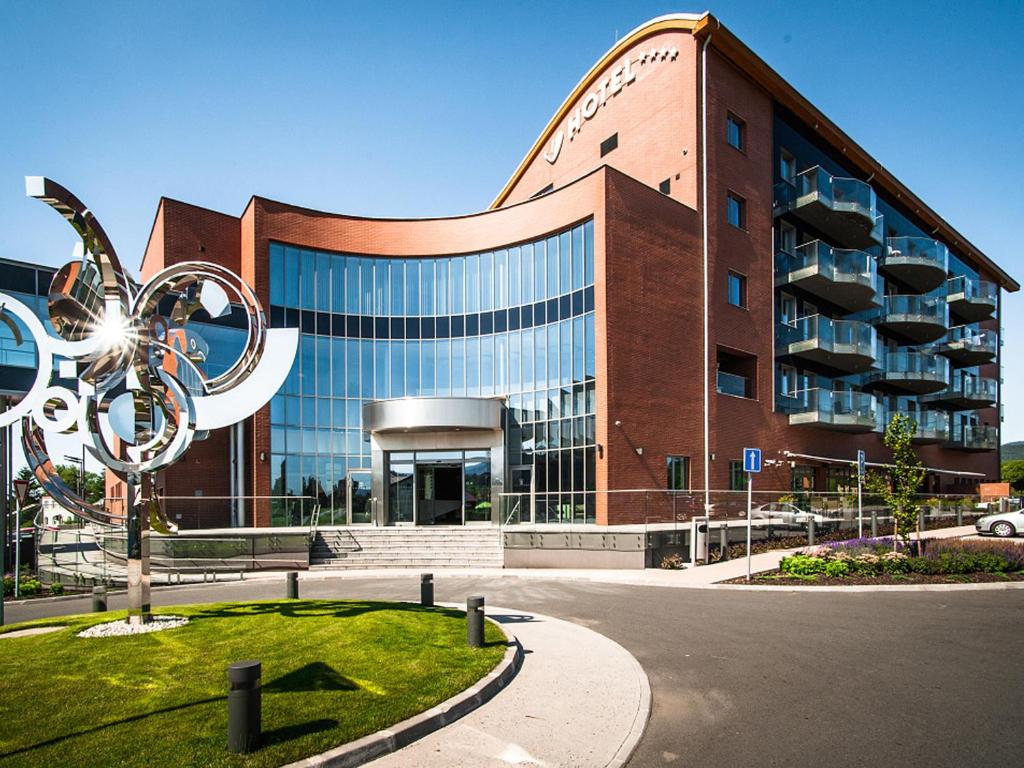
[878,294,949,344]
[935,325,998,367]
[880,237,950,293]
[945,423,999,452]
[883,409,949,443]
[716,370,751,398]
[867,350,950,394]
[773,166,883,249]
[774,240,879,312]
[946,275,998,322]
[787,388,879,432]
[777,315,877,374]
[922,371,999,410]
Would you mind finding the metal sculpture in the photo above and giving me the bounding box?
[0,177,297,623]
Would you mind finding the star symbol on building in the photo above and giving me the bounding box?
[649,47,659,62]
[640,51,648,64]
[661,46,670,60]
[669,46,679,60]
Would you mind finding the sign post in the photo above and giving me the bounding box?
[856,450,866,539]
[743,448,762,582]
[12,479,29,599]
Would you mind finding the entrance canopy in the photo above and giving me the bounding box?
[362,397,502,434]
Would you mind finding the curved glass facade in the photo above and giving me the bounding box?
[267,219,597,525]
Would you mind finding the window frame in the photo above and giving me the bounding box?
[667,455,690,491]
[726,191,747,230]
[727,270,747,309]
[600,133,618,157]
[779,147,797,186]
[726,112,745,152]
[729,460,748,491]
[779,220,797,254]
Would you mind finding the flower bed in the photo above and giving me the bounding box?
[749,538,1024,585]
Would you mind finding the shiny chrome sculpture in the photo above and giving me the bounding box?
[0,178,297,623]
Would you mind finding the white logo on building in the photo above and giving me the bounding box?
[544,44,679,165]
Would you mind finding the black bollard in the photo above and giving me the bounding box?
[420,573,434,607]
[467,595,485,648]
[871,511,878,538]
[286,572,298,599]
[92,585,107,613]
[956,507,962,527]
[227,660,262,753]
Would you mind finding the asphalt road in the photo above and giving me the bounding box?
[6,576,1024,767]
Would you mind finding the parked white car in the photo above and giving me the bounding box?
[751,502,836,529]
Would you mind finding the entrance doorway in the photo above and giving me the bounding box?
[346,469,373,524]
[384,449,493,525]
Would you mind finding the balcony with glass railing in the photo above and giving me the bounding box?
[922,371,999,410]
[774,241,880,313]
[716,370,752,398]
[879,237,950,293]
[866,350,949,395]
[773,166,883,249]
[883,409,950,444]
[776,315,877,375]
[786,388,879,433]
[935,325,998,368]
[876,294,948,345]
[944,423,999,452]
[946,276,997,323]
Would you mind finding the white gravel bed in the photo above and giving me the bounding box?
[77,615,189,638]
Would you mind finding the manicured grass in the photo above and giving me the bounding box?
[0,600,506,767]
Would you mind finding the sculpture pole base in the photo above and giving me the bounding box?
[126,472,151,625]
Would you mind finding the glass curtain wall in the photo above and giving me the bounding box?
[267,219,597,526]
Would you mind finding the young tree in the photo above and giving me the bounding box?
[865,413,926,548]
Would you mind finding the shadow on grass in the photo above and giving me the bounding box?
[185,600,466,624]
[0,696,223,759]
[265,662,360,692]
[262,717,339,746]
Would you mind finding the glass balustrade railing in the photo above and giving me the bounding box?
[884,409,949,443]
[774,241,879,311]
[773,166,882,248]
[879,294,948,344]
[868,350,949,394]
[778,315,877,374]
[946,275,998,321]
[936,325,998,366]
[716,370,751,398]
[923,371,998,409]
[880,237,949,293]
[788,387,879,432]
[946,423,999,451]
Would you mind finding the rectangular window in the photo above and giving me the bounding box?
[727,271,747,308]
[659,178,671,195]
[729,460,747,491]
[726,192,746,229]
[779,148,796,186]
[726,113,745,151]
[667,456,690,490]
[779,221,796,254]
[600,133,618,157]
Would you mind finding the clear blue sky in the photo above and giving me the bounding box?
[2,1,1022,441]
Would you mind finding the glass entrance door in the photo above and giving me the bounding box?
[387,456,414,524]
[347,469,373,524]
[416,460,463,525]
[508,464,533,524]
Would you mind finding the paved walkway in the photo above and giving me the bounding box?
[365,605,648,768]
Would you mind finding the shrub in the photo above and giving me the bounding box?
[850,553,881,576]
[660,553,686,570]
[824,559,851,578]
[780,554,826,576]
[881,551,910,574]
[49,582,64,596]
[925,540,1024,572]
[2,575,12,597]
[18,578,42,597]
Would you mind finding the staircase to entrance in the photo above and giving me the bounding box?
[310,526,503,569]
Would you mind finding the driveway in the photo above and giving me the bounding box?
[6,574,1023,767]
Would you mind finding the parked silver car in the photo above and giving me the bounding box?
[751,503,835,529]
[975,509,1024,538]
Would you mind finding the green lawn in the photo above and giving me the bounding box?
[0,600,506,768]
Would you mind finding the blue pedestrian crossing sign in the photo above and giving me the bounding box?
[743,447,762,474]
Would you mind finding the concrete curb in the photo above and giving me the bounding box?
[280,616,523,768]
[708,580,1024,592]
[606,630,652,768]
